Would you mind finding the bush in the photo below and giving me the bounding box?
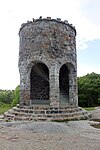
[0,103,11,114]
[11,86,20,107]
[78,72,100,107]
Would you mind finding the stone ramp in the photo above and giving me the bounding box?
[4,105,91,121]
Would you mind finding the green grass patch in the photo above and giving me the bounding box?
[91,119,100,122]
[0,103,11,115]
[91,124,100,129]
[83,107,96,111]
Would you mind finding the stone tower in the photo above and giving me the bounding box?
[4,17,90,121]
[19,17,78,108]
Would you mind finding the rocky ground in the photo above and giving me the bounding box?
[0,107,100,150]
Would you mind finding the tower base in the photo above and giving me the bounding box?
[4,104,91,121]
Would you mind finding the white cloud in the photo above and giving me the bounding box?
[75,0,100,50]
[79,0,100,26]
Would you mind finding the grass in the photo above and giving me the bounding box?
[83,107,96,111]
[91,124,100,129]
[0,103,11,115]
[91,119,100,122]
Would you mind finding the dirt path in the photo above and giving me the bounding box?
[0,108,100,150]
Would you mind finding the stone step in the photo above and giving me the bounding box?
[17,104,82,109]
[4,112,90,121]
[5,110,87,118]
[12,106,83,114]
[4,106,90,121]
[7,109,87,117]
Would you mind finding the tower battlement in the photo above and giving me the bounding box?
[19,17,76,35]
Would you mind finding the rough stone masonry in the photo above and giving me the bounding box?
[18,17,78,108]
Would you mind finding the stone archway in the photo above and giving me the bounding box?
[30,63,49,104]
[59,64,69,105]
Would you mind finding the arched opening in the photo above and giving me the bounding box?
[59,64,69,104]
[30,63,49,104]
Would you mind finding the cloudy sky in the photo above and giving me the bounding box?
[0,0,100,89]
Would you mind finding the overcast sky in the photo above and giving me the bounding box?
[0,0,100,89]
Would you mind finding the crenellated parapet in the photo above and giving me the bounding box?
[19,16,76,36]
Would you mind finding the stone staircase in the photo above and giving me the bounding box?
[4,104,91,121]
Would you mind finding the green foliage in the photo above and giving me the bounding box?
[78,72,100,107]
[0,103,11,114]
[0,86,20,114]
[91,124,100,129]
[11,85,20,107]
[83,107,96,111]
[0,90,14,104]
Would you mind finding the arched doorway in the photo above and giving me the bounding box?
[59,64,69,105]
[30,63,49,104]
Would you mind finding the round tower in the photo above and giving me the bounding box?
[19,17,78,108]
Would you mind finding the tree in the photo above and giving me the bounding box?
[0,90,13,104]
[11,86,20,107]
[78,72,100,107]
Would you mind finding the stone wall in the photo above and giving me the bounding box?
[18,17,78,107]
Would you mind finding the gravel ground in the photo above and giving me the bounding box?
[0,108,100,150]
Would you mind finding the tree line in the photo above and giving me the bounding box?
[0,72,100,107]
[78,72,100,107]
[0,86,20,107]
